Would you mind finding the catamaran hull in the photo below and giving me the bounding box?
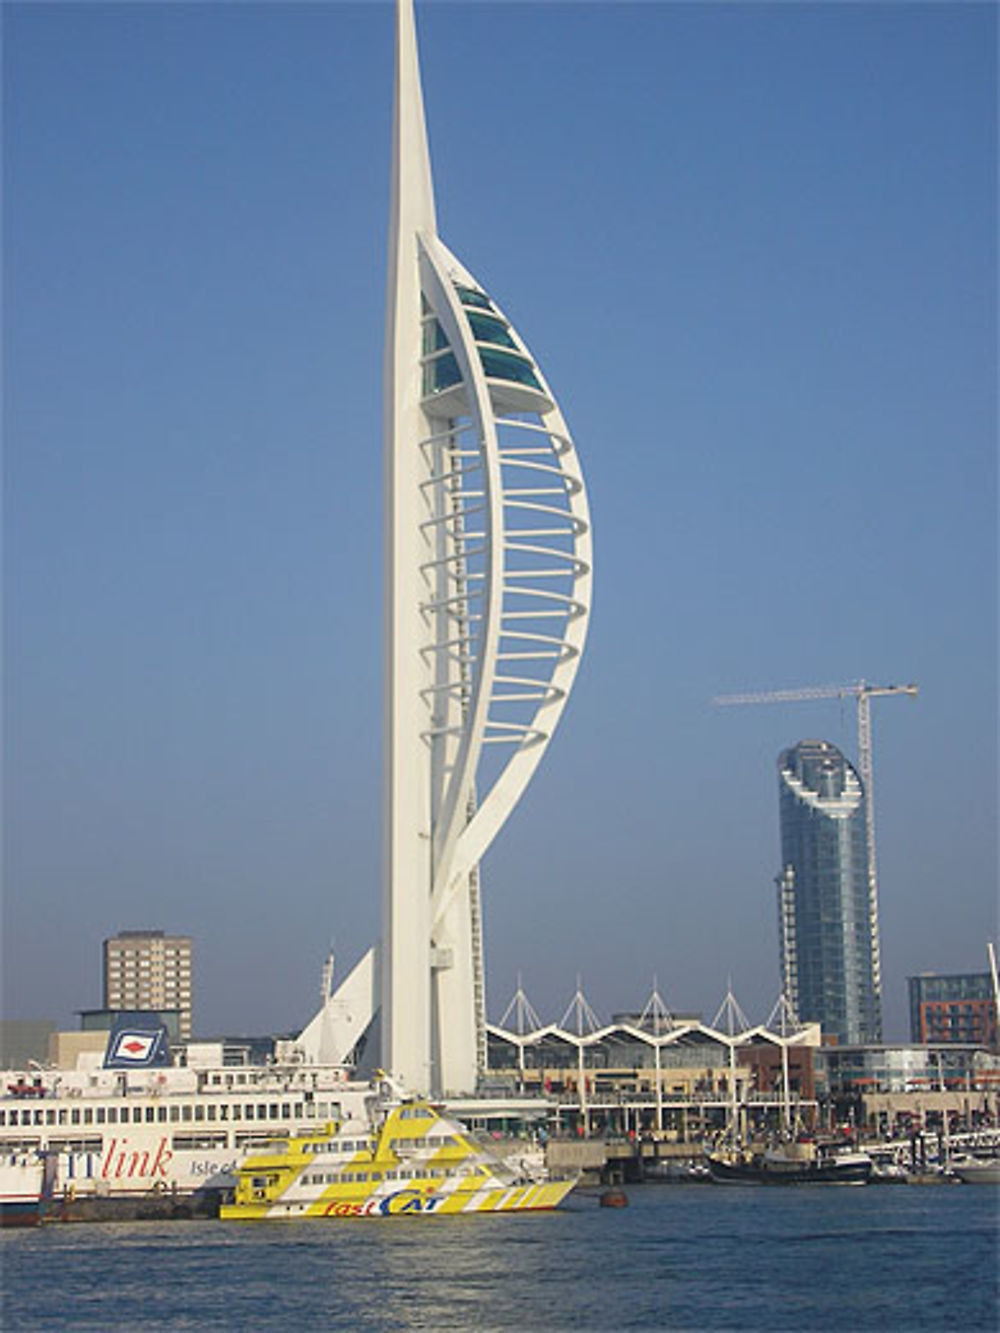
[222,1178,573,1220]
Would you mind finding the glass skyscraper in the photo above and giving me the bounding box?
[777,740,881,1045]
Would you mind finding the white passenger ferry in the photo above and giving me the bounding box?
[1,1057,376,1220]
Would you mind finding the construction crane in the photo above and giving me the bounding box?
[712,680,918,1026]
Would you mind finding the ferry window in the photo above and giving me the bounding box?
[207,1105,216,1121]
[169,1106,179,1122]
[294,1104,303,1118]
[34,1110,42,1125]
[220,1105,228,1121]
[317,1104,328,1118]
[47,1110,56,1125]
[269,1105,279,1119]
[232,1106,242,1121]
[145,1108,155,1123]
[7,1111,17,1127]
[157,1107,167,1123]
[106,1108,116,1124]
[182,1106,192,1122]
[0,1112,5,1126]
[245,1106,254,1121]
[71,1109,80,1125]
[305,1103,316,1119]
[95,1108,104,1124]
[259,1104,269,1119]
[194,1106,204,1122]
[281,1104,290,1118]
[356,1172,368,1182]
[370,1171,381,1181]
[131,1108,142,1123]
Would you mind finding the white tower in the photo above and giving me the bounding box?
[301,0,592,1096]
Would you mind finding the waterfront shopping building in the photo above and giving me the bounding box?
[480,986,998,1140]
[776,740,881,1046]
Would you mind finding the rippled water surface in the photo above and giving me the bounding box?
[3,1185,997,1330]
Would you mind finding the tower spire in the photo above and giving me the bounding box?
[390,0,437,244]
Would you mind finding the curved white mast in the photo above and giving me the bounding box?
[382,0,592,1095]
[382,0,437,1098]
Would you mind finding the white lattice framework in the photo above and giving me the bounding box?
[380,0,592,1095]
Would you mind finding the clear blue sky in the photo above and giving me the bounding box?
[4,1,996,1043]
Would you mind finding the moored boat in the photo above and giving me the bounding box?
[707,1141,873,1186]
[950,1156,1000,1185]
[0,1057,381,1219]
[0,1152,53,1227]
[221,1095,575,1219]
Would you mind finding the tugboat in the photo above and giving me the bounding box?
[221,1094,576,1219]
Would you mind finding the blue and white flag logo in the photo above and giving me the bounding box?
[104,1022,170,1069]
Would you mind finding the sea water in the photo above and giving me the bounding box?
[3,1184,997,1331]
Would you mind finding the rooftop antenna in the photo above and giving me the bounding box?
[497,974,542,1036]
[712,981,751,1037]
[317,947,336,1065]
[766,990,801,1038]
[560,976,600,1037]
[638,976,675,1034]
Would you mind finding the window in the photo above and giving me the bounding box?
[423,352,462,397]
[479,348,541,390]
[466,311,517,349]
[422,319,450,354]
[454,284,494,311]
[172,1132,228,1151]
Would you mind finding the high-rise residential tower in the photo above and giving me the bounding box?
[300,1,592,1094]
[103,930,193,1040]
[776,741,881,1045]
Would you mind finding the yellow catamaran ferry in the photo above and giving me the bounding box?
[221,1093,575,1220]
